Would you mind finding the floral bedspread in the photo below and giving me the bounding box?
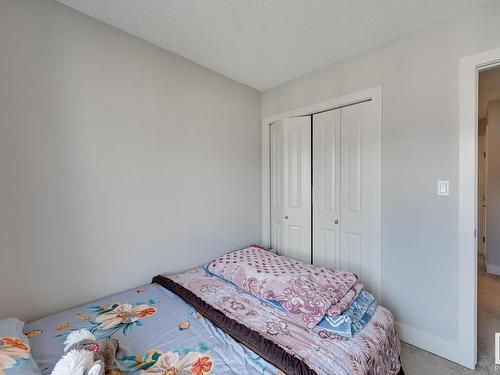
[169,267,402,375]
[207,246,359,328]
[24,284,282,375]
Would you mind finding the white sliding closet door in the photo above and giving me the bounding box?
[270,117,311,263]
[312,109,341,268]
[339,101,380,295]
[270,101,380,294]
[312,101,380,296]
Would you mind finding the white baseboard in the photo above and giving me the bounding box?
[486,263,500,276]
[396,322,470,368]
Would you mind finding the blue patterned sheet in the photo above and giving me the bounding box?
[24,283,282,375]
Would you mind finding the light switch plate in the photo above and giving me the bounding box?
[437,180,449,196]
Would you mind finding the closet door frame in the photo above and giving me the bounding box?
[261,86,382,299]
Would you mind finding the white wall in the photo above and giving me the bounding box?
[0,0,261,322]
[486,101,500,273]
[261,0,500,354]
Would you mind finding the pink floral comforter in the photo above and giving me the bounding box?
[169,267,401,375]
[206,246,358,328]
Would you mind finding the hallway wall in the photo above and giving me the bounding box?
[486,100,500,274]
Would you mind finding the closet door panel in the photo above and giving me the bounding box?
[342,232,362,276]
[283,117,311,263]
[313,109,341,268]
[346,116,362,212]
[270,122,284,251]
[340,102,374,290]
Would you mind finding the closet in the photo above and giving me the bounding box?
[269,100,381,294]
[270,116,311,263]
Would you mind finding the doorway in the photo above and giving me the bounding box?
[475,66,500,371]
[459,46,500,370]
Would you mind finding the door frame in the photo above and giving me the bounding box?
[261,86,382,298]
[459,46,500,369]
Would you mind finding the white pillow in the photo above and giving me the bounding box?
[0,318,41,374]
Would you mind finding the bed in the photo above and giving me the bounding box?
[24,248,404,375]
[25,282,281,374]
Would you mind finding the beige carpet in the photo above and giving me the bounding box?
[400,255,500,374]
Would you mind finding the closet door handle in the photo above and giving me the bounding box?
[334,220,340,224]
[285,216,289,220]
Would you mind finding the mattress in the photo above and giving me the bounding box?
[24,283,281,374]
[157,267,402,375]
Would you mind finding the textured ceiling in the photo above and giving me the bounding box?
[57,0,491,90]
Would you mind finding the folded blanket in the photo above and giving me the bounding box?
[327,282,364,316]
[206,246,358,328]
[317,289,378,338]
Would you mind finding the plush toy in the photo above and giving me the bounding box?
[51,329,119,375]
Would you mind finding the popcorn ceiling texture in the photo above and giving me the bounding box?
[57,0,491,90]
